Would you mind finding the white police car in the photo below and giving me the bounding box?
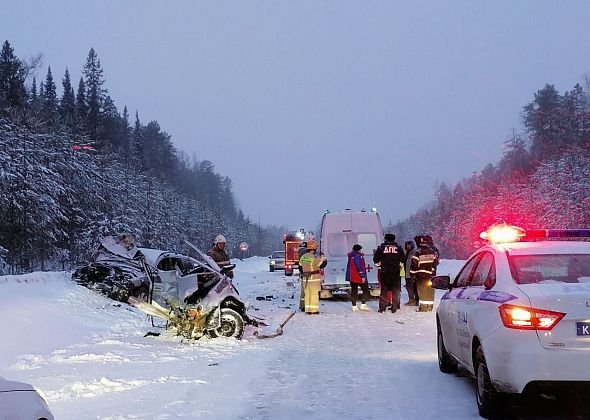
[0,376,55,420]
[432,225,590,418]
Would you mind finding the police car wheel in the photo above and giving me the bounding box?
[209,308,245,339]
[437,322,457,373]
[475,346,502,418]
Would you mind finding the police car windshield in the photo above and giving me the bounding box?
[509,254,590,285]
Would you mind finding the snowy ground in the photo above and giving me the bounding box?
[0,258,580,419]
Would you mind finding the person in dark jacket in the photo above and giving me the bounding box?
[346,244,370,311]
[208,234,234,279]
[404,240,419,306]
[373,233,405,313]
[410,235,439,312]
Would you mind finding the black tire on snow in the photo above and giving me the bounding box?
[475,346,503,419]
[209,308,245,339]
[437,322,458,373]
[131,285,150,302]
[270,266,274,272]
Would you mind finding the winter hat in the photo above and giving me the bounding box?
[215,234,227,244]
[404,240,414,249]
[384,233,396,242]
[352,244,362,252]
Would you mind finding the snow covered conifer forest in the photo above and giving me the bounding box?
[0,41,287,273]
[388,82,590,259]
[2,39,590,272]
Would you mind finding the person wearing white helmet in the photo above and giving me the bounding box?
[208,234,234,278]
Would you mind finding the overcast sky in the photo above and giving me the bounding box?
[4,1,590,231]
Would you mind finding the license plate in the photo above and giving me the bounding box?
[576,321,590,336]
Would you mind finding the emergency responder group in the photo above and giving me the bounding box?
[346,233,439,313]
[210,231,439,315]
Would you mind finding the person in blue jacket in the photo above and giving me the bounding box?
[346,244,370,311]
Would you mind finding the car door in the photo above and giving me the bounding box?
[440,254,482,359]
[456,252,495,365]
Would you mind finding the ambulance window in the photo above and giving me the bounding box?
[470,253,494,287]
[327,233,348,257]
[357,234,377,255]
[454,255,481,287]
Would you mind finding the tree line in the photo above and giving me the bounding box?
[388,81,590,259]
[0,40,286,273]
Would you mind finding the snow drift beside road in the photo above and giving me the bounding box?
[1,258,481,419]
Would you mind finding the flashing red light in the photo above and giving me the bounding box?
[480,224,525,243]
[481,225,590,244]
[499,304,565,330]
[71,144,96,151]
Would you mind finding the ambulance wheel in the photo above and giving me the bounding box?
[475,346,503,418]
[437,321,457,373]
[209,308,244,339]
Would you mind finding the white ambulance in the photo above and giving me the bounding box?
[318,209,384,298]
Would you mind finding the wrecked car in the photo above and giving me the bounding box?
[74,235,253,339]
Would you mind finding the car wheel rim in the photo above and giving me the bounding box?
[218,317,237,336]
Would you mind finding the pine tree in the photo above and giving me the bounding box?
[42,66,57,127]
[75,76,87,129]
[133,111,143,166]
[59,67,75,127]
[0,40,27,111]
[82,47,106,142]
[523,84,562,163]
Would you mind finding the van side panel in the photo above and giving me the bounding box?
[320,211,384,292]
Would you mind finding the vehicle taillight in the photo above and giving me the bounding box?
[499,304,565,330]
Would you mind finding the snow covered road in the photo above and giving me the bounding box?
[0,258,579,419]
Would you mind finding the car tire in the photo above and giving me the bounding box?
[270,266,275,272]
[208,308,245,339]
[437,322,458,373]
[131,285,150,302]
[475,346,503,419]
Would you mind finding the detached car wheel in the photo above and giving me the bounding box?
[209,308,245,339]
[476,346,503,419]
[437,322,458,373]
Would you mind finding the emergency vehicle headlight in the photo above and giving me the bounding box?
[480,224,525,243]
[371,207,377,212]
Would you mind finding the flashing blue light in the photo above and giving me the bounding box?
[371,207,377,212]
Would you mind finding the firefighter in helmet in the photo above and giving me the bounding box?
[298,240,326,315]
[409,235,439,311]
[208,234,234,279]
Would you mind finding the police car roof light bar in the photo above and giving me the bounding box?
[523,229,590,240]
[480,224,525,244]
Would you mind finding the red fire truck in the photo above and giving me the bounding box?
[283,232,303,276]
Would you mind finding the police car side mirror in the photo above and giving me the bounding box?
[431,275,451,290]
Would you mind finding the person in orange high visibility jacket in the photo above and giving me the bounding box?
[298,240,326,315]
[410,235,439,312]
